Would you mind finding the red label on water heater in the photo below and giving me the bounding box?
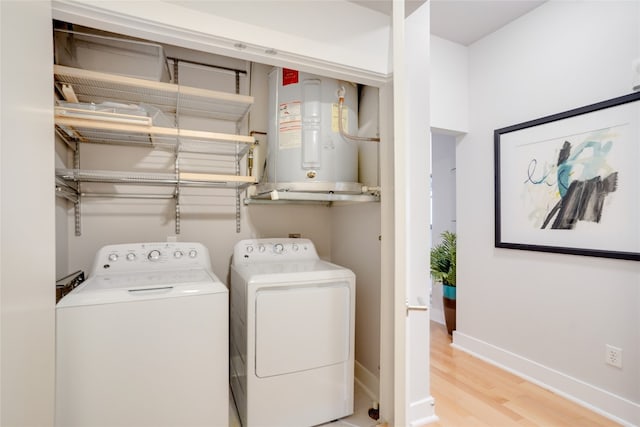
[282,68,299,86]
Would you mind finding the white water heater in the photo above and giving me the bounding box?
[260,68,361,193]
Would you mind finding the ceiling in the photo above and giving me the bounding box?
[351,0,546,46]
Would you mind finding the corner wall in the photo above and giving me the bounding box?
[456,1,640,425]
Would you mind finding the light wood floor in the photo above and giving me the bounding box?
[428,322,621,427]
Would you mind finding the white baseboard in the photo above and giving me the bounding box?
[355,360,379,402]
[430,307,444,325]
[355,362,440,426]
[409,396,439,427]
[452,331,640,427]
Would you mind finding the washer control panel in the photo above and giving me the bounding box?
[91,242,211,275]
[233,238,319,263]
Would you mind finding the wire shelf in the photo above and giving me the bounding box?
[55,65,253,121]
[53,63,255,236]
[56,168,256,189]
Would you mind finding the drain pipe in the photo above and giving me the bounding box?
[337,86,380,143]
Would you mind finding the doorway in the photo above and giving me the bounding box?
[430,132,457,325]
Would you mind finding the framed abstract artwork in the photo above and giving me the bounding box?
[494,92,640,261]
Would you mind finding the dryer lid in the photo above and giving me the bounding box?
[233,259,354,284]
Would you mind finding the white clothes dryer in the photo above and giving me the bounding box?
[56,242,228,427]
[229,238,355,427]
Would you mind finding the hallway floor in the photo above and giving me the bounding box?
[428,322,621,426]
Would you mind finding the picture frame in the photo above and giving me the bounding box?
[494,92,640,261]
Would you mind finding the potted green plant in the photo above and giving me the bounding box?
[430,231,456,334]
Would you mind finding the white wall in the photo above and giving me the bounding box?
[456,1,640,425]
[431,133,456,248]
[430,36,468,133]
[330,202,381,388]
[1,1,56,426]
[430,132,456,324]
[163,0,392,76]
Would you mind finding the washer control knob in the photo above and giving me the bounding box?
[108,253,118,262]
[148,250,161,261]
[292,243,299,252]
[274,243,284,254]
[258,244,266,253]
[188,250,198,258]
[246,245,254,253]
[174,250,183,259]
[126,253,136,261]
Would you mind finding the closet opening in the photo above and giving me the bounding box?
[53,19,384,427]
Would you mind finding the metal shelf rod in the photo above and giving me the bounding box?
[80,193,175,199]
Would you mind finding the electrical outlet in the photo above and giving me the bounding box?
[605,345,623,368]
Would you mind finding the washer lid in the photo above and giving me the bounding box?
[57,268,227,308]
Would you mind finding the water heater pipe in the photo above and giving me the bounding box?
[337,86,380,143]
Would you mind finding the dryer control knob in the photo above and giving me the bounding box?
[126,253,136,261]
[108,253,118,262]
[246,245,254,253]
[188,250,198,258]
[273,243,284,254]
[291,244,299,252]
[258,244,266,253]
[148,250,161,261]
[174,250,183,259]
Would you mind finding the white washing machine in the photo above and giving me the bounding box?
[56,242,228,427]
[229,238,355,427]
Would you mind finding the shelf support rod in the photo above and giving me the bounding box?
[235,143,242,233]
[55,126,79,151]
[73,141,81,236]
[175,83,182,235]
[174,143,182,235]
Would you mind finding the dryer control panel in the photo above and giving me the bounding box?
[90,242,212,275]
[233,238,319,263]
